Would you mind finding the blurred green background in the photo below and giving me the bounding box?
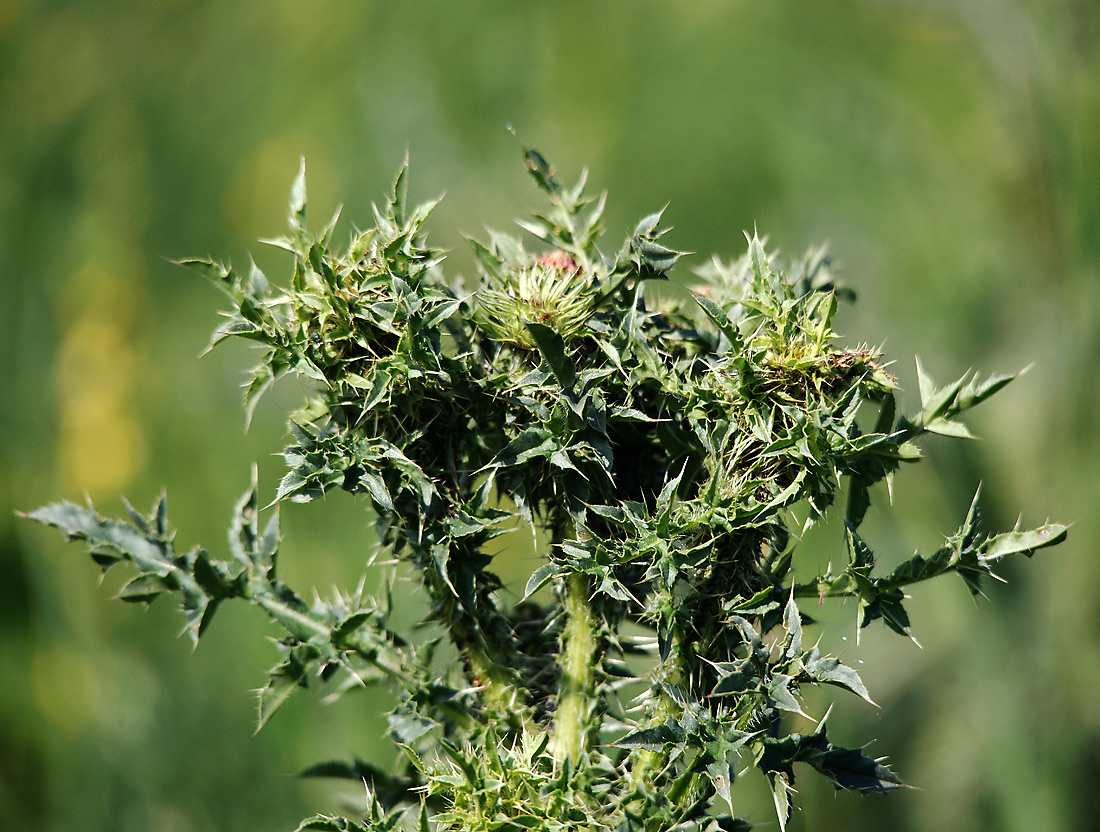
[2,1,1098,830]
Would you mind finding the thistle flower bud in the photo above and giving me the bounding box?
[476,257,595,349]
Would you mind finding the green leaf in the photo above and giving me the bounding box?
[295,816,371,832]
[912,359,1008,435]
[694,293,744,350]
[981,523,1068,561]
[768,771,793,832]
[958,368,1022,412]
[390,711,437,746]
[845,478,871,529]
[782,593,803,659]
[193,551,230,601]
[117,573,173,604]
[725,587,781,616]
[519,141,560,194]
[860,586,915,641]
[612,722,687,750]
[924,417,975,439]
[485,428,557,469]
[914,356,937,412]
[706,727,754,813]
[24,499,214,643]
[526,322,577,389]
[759,727,903,793]
[256,646,312,732]
[801,648,875,704]
[424,297,462,329]
[768,674,805,715]
[174,257,237,298]
[874,392,896,434]
[330,611,376,650]
[289,157,308,234]
[298,755,416,817]
[391,154,409,226]
[523,562,564,600]
[747,231,770,282]
[243,364,277,428]
[298,758,375,780]
[634,208,666,237]
[632,237,682,273]
[360,471,394,512]
[656,463,685,516]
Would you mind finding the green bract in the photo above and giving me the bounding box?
[25,147,1066,832]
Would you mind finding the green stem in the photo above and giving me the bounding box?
[553,572,598,764]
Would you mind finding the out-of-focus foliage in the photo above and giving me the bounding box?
[2,1,1097,831]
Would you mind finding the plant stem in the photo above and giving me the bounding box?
[553,571,598,764]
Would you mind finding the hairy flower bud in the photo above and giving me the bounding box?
[476,258,594,349]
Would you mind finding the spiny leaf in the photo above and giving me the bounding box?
[526,322,577,389]
[801,648,875,704]
[981,523,1068,561]
[759,727,904,793]
[516,138,560,194]
[256,648,311,732]
[117,573,174,604]
[174,257,244,303]
[612,723,687,750]
[632,236,683,273]
[747,231,770,282]
[289,157,308,233]
[769,772,793,832]
[523,562,564,600]
[295,816,372,832]
[694,293,743,350]
[782,593,803,659]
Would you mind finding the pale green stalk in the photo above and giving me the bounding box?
[552,571,598,764]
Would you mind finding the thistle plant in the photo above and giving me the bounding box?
[25,146,1066,831]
